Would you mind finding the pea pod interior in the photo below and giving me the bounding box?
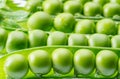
[0,46,120,79]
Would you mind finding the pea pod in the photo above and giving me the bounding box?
[0,46,120,78]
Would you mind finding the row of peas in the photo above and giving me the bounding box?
[27,11,120,34]
[1,27,120,53]
[26,0,120,18]
[4,48,119,78]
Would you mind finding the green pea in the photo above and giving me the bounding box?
[96,18,117,35]
[4,54,28,78]
[52,48,73,74]
[54,13,75,33]
[47,31,67,45]
[28,50,51,75]
[89,34,110,47]
[6,31,28,53]
[63,0,82,15]
[96,50,118,76]
[111,35,120,48]
[74,49,95,75]
[28,30,48,47]
[74,19,95,34]
[84,2,102,16]
[103,3,120,17]
[42,0,62,15]
[27,11,52,31]
[68,34,88,46]
[0,28,8,51]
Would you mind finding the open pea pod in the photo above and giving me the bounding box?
[0,46,120,79]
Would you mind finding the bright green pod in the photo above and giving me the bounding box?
[68,34,88,46]
[28,30,48,47]
[74,49,95,75]
[89,34,110,47]
[47,31,67,45]
[52,48,73,74]
[6,31,28,53]
[28,50,51,75]
[111,35,120,48]
[4,54,28,78]
[96,50,118,76]
[0,28,8,51]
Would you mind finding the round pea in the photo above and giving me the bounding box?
[111,35,120,48]
[52,48,73,74]
[63,0,82,15]
[74,49,95,75]
[89,34,110,47]
[0,28,8,51]
[6,31,28,53]
[96,19,117,35]
[96,50,118,76]
[27,11,52,31]
[28,50,51,74]
[4,54,28,78]
[103,3,120,17]
[42,0,62,15]
[68,34,88,46]
[28,30,48,47]
[84,2,102,16]
[54,13,75,33]
[47,31,67,45]
[74,19,95,34]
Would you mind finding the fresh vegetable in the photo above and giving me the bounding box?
[89,34,110,47]
[28,30,48,47]
[47,31,67,45]
[111,35,120,48]
[74,49,95,75]
[96,50,118,76]
[54,13,75,33]
[28,50,51,75]
[52,48,73,74]
[96,18,117,35]
[103,3,120,17]
[68,34,88,46]
[74,19,95,34]
[6,31,28,53]
[42,0,62,15]
[4,54,28,78]
[27,11,52,31]
[84,2,102,16]
[63,0,82,15]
